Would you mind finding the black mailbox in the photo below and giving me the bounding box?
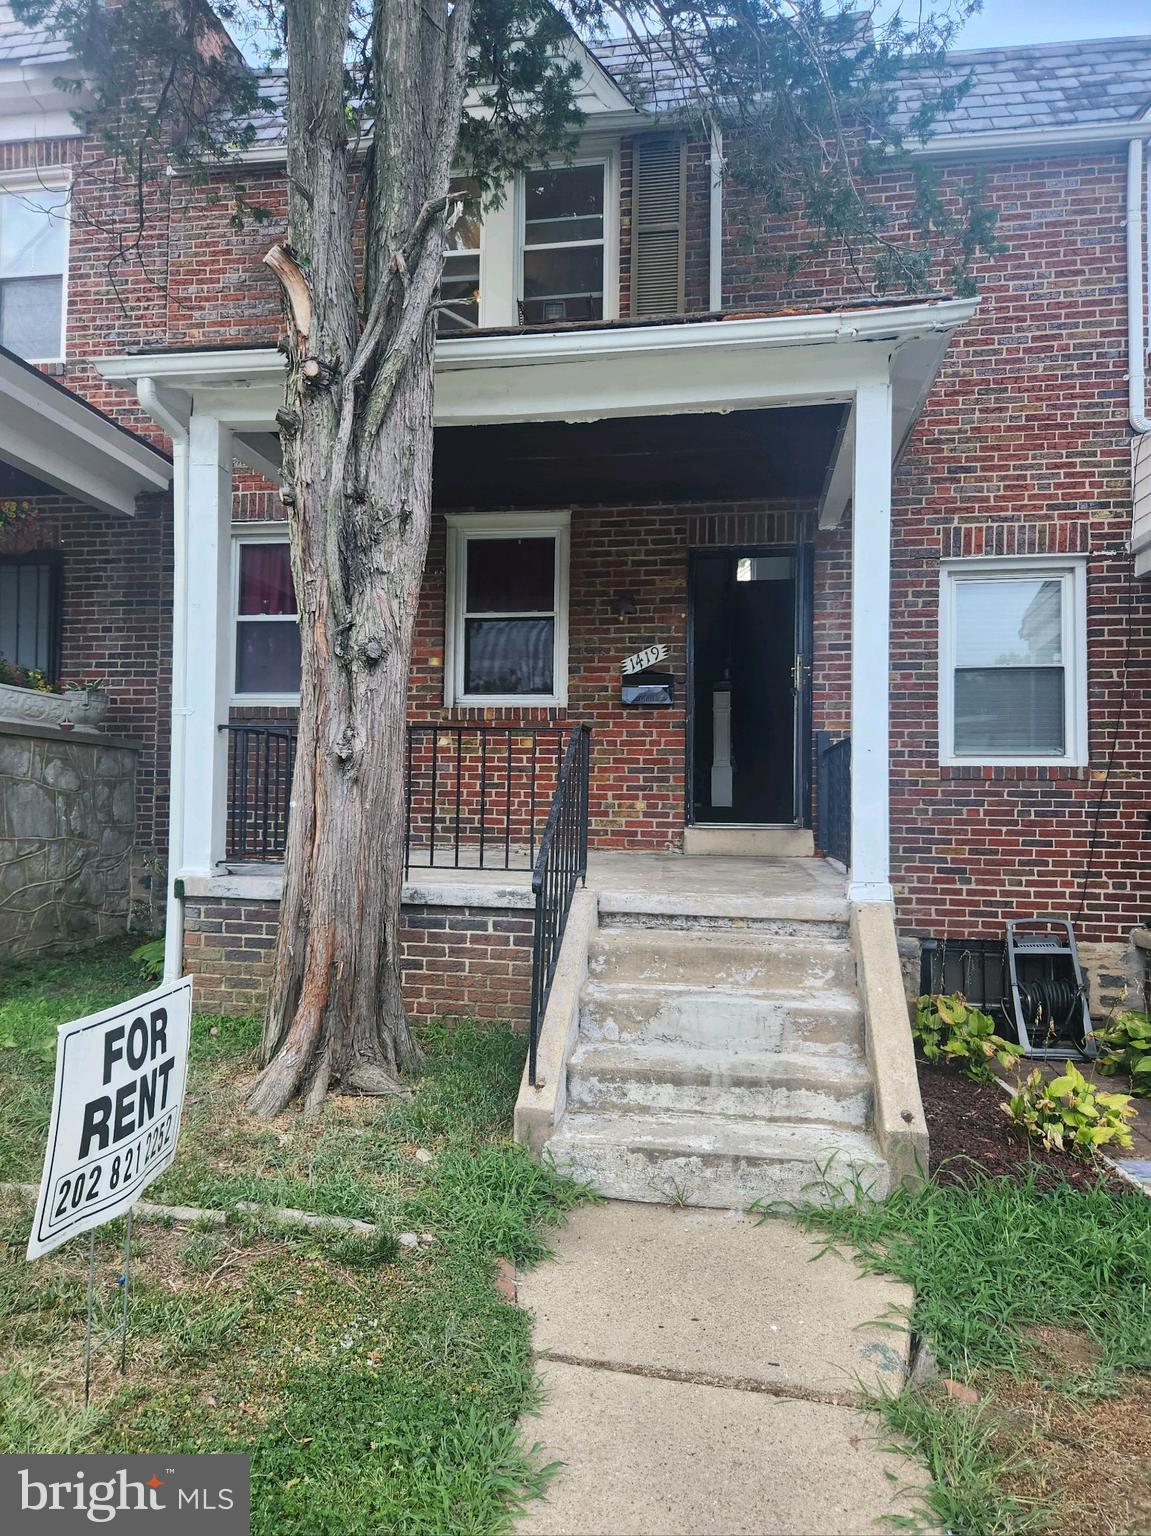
[621,669,674,707]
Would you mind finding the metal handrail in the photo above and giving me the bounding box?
[528,724,592,1088]
[815,730,851,867]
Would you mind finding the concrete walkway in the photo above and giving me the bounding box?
[516,1203,925,1536]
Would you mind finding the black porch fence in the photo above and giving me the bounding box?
[815,730,850,867]
[223,721,572,872]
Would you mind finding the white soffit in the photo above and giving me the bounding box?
[0,347,171,516]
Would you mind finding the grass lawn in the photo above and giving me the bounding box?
[0,941,586,1536]
[797,1166,1151,1535]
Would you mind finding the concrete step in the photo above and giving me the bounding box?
[587,928,856,992]
[579,981,866,1053]
[544,1111,890,1209]
[601,912,849,941]
[567,1041,872,1128]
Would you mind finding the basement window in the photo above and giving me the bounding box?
[939,557,1087,767]
[231,531,300,702]
[445,512,570,707]
[0,180,68,362]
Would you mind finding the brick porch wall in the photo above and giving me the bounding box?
[183,893,535,1022]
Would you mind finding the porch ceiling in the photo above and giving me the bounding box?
[432,406,847,510]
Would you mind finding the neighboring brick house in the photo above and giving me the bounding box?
[1,4,1150,1034]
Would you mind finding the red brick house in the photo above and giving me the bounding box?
[2,4,1150,1199]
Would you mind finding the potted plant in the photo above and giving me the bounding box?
[0,660,109,731]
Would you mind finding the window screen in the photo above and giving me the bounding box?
[950,576,1067,756]
[461,535,557,696]
[234,541,301,696]
[0,555,61,678]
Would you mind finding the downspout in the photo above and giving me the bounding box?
[137,378,190,982]
[708,125,724,313]
[1128,137,1151,435]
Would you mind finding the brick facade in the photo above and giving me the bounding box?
[2,83,1149,989]
[184,892,535,1022]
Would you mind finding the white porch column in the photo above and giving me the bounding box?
[848,376,894,904]
[181,410,233,875]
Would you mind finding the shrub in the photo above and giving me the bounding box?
[131,937,165,983]
[914,993,1023,1083]
[1093,1010,1151,1097]
[0,657,56,693]
[1003,1063,1135,1159]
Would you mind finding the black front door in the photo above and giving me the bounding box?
[689,547,812,826]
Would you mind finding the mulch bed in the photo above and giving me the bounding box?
[916,1059,1129,1192]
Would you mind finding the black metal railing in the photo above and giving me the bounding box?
[528,724,591,1087]
[919,937,1010,1022]
[815,730,851,867]
[223,724,297,863]
[405,725,567,872]
[223,721,574,875]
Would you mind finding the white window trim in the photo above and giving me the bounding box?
[444,510,570,708]
[938,554,1088,768]
[0,166,71,365]
[230,523,300,706]
[515,151,620,327]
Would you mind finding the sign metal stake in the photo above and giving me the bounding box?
[83,1230,96,1408]
[119,1207,133,1374]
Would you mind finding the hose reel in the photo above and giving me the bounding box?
[1005,917,1095,1061]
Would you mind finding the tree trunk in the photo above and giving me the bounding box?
[247,0,470,1117]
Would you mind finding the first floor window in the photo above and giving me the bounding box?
[446,512,569,705]
[0,553,62,680]
[232,534,300,699]
[939,557,1087,765]
[0,182,68,361]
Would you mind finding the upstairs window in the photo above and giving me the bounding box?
[521,163,605,326]
[438,176,481,335]
[445,513,569,706]
[0,182,68,362]
[939,558,1087,766]
[0,553,62,680]
[232,534,300,700]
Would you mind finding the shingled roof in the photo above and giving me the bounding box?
[0,2,74,67]
[897,34,1151,137]
[5,3,1151,148]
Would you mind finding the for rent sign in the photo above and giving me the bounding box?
[27,979,192,1261]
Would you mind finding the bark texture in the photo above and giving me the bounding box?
[247,0,473,1116]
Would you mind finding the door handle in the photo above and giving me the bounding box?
[791,653,806,692]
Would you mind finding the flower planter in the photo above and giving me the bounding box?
[0,682,109,732]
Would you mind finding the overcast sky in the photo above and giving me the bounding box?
[952,0,1150,48]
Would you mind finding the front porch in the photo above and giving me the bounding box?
[98,296,978,976]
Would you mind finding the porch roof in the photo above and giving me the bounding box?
[96,297,977,524]
[0,344,172,516]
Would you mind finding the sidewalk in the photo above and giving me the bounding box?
[516,1203,925,1536]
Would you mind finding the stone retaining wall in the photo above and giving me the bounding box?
[0,722,138,959]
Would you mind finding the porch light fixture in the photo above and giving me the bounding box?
[611,591,637,619]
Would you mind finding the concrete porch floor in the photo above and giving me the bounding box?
[405,851,848,922]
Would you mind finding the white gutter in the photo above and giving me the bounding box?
[137,378,191,982]
[1128,137,1151,436]
[910,118,1151,160]
[708,125,724,313]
